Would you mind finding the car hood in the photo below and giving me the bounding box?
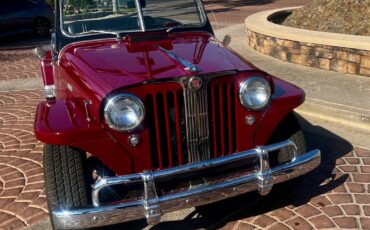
[60,32,255,96]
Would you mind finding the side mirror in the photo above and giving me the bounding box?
[33,47,46,60]
[222,35,231,46]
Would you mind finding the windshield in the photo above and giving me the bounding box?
[61,0,206,36]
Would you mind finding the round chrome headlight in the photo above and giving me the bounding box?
[104,94,144,131]
[239,77,271,110]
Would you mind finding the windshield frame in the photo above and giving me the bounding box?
[59,0,208,38]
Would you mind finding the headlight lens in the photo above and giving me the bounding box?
[104,94,144,131]
[239,77,271,110]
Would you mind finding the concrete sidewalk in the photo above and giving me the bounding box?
[215,24,370,149]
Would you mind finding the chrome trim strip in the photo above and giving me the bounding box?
[52,141,321,229]
[159,47,200,73]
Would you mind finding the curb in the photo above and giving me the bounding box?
[296,99,370,149]
[297,97,370,131]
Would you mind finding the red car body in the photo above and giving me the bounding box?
[34,32,305,175]
[33,1,321,228]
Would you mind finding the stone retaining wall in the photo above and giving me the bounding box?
[247,29,370,77]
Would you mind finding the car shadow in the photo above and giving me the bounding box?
[99,114,353,230]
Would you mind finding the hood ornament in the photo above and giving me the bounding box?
[188,76,202,90]
[158,47,200,73]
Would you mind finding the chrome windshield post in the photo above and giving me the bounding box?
[134,0,146,32]
[256,147,273,196]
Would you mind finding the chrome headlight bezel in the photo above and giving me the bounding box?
[239,77,272,111]
[103,93,145,132]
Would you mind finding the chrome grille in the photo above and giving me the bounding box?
[182,77,211,163]
[145,72,237,169]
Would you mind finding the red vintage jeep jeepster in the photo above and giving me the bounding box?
[33,0,321,228]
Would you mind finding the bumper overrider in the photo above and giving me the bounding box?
[52,140,321,229]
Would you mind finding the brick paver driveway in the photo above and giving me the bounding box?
[0,1,369,229]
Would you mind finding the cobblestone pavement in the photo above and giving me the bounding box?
[0,1,369,229]
[0,50,39,81]
[0,90,47,229]
[218,134,370,230]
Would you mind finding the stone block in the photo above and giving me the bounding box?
[301,46,313,55]
[359,50,370,56]
[330,59,348,73]
[360,56,370,68]
[319,58,331,70]
[316,47,332,53]
[291,54,306,65]
[306,56,319,67]
[360,68,370,77]
[347,53,361,63]
[276,38,285,46]
[282,40,297,48]
[335,50,348,60]
[347,63,359,75]
[279,51,287,61]
[315,47,334,59]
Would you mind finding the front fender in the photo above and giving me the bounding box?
[255,77,305,145]
[34,100,133,175]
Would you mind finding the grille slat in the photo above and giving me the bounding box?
[210,86,218,158]
[218,86,226,156]
[227,86,233,154]
[174,91,184,165]
[163,92,173,167]
[152,94,164,168]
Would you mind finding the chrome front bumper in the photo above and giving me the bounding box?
[52,140,321,229]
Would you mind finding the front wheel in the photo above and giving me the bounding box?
[43,144,92,229]
[267,112,306,194]
[268,112,307,166]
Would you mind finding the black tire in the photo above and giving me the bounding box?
[43,144,92,229]
[33,17,51,37]
[267,112,306,194]
[268,112,307,165]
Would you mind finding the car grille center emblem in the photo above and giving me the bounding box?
[188,77,202,90]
